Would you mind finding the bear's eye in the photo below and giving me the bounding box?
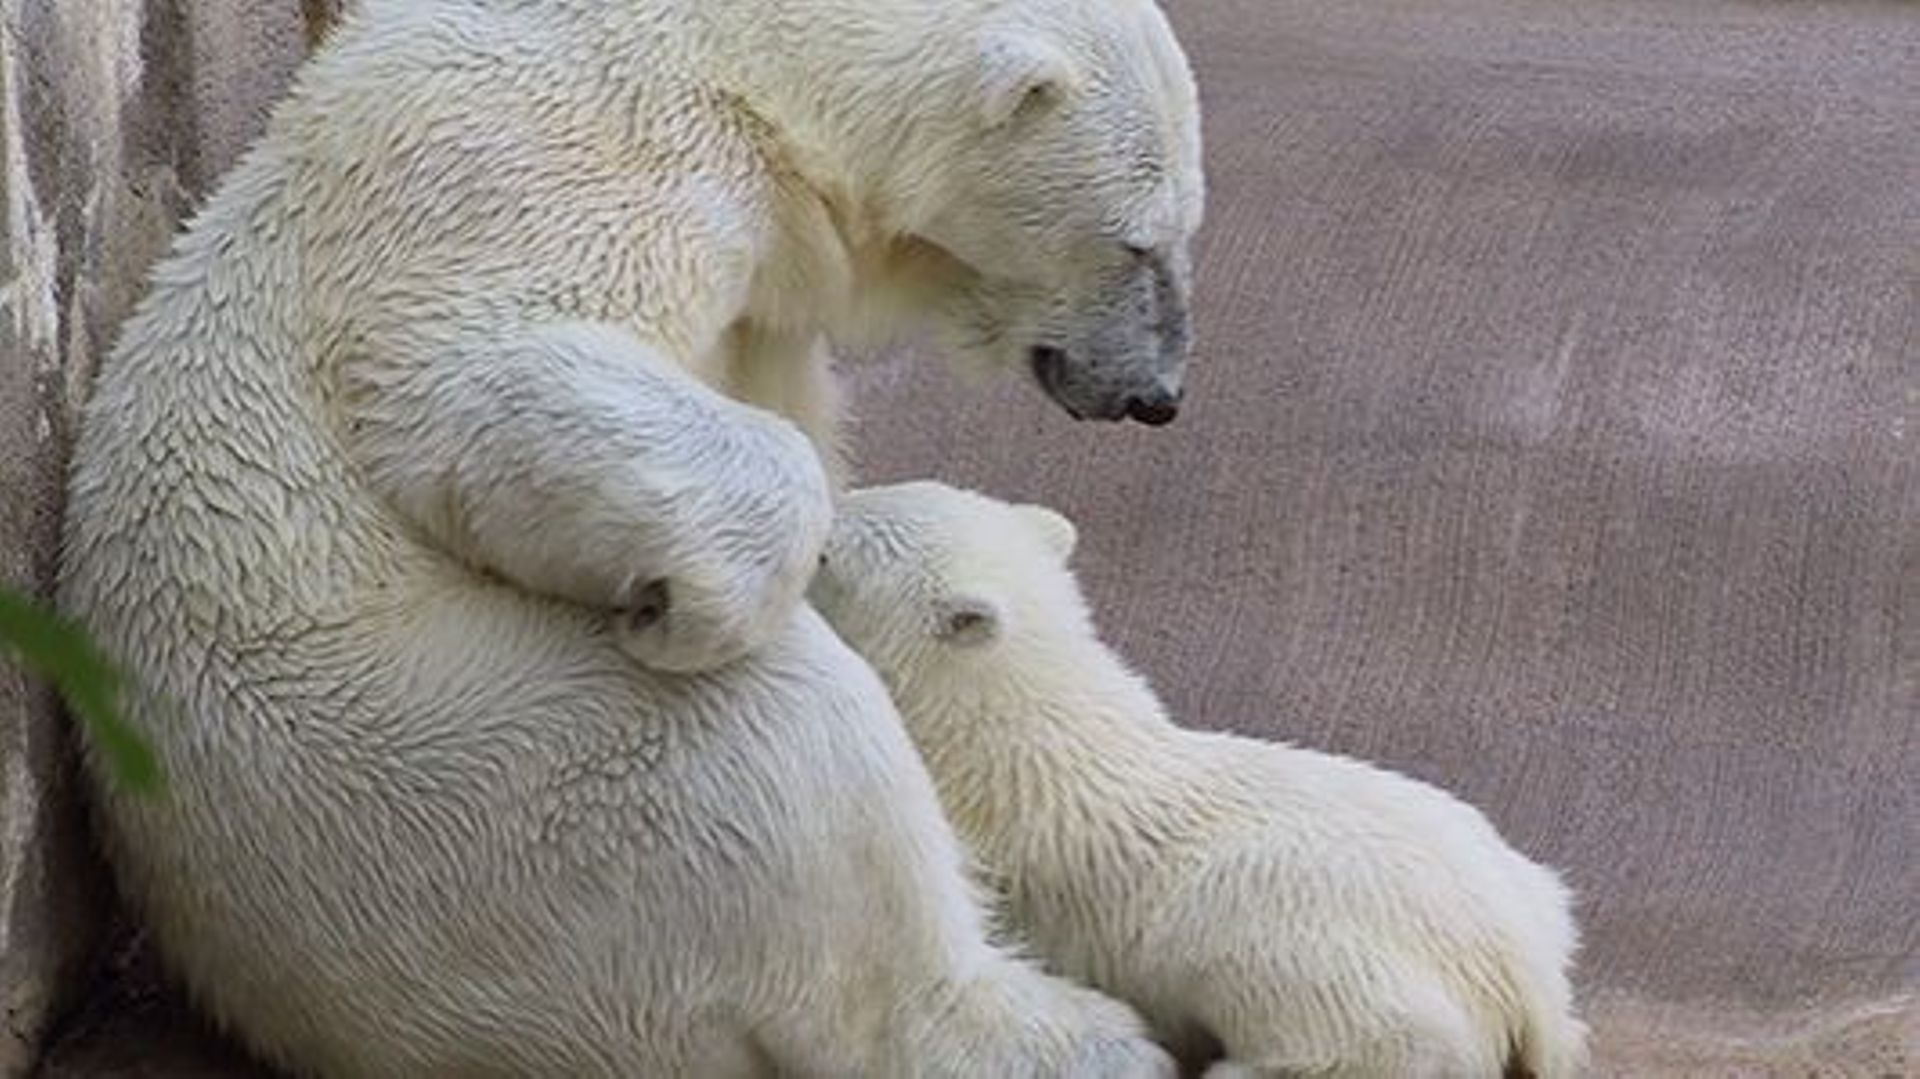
[947,611,990,636]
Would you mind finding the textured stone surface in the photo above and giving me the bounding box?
[0,0,313,1073]
[33,929,269,1079]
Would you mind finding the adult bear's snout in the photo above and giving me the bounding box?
[1124,385,1181,426]
[1030,346,1187,425]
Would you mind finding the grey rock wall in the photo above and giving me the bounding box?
[0,0,327,1072]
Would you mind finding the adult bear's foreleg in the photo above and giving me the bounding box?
[342,319,833,672]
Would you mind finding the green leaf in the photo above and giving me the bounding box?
[0,588,163,796]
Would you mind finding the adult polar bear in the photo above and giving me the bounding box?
[57,0,1202,1074]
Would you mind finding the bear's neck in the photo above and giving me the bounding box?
[682,0,974,239]
[900,636,1207,874]
[492,0,966,349]
[519,0,900,193]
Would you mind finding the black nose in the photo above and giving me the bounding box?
[1125,390,1181,426]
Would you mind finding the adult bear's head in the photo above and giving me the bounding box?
[760,0,1204,425]
[901,0,1205,426]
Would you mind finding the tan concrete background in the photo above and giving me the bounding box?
[6,0,1915,1074]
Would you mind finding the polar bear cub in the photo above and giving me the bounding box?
[810,482,1589,1079]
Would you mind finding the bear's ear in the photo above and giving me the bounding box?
[933,594,1001,647]
[1017,505,1078,561]
[975,32,1078,128]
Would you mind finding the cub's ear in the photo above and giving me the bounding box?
[1016,505,1078,560]
[976,32,1078,128]
[933,594,1002,646]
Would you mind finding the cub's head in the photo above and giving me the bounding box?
[881,0,1204,426]
[808,482,1089,694]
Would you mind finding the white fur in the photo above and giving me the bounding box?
[56,0,1204,1073]
[811,483,1591,1079]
